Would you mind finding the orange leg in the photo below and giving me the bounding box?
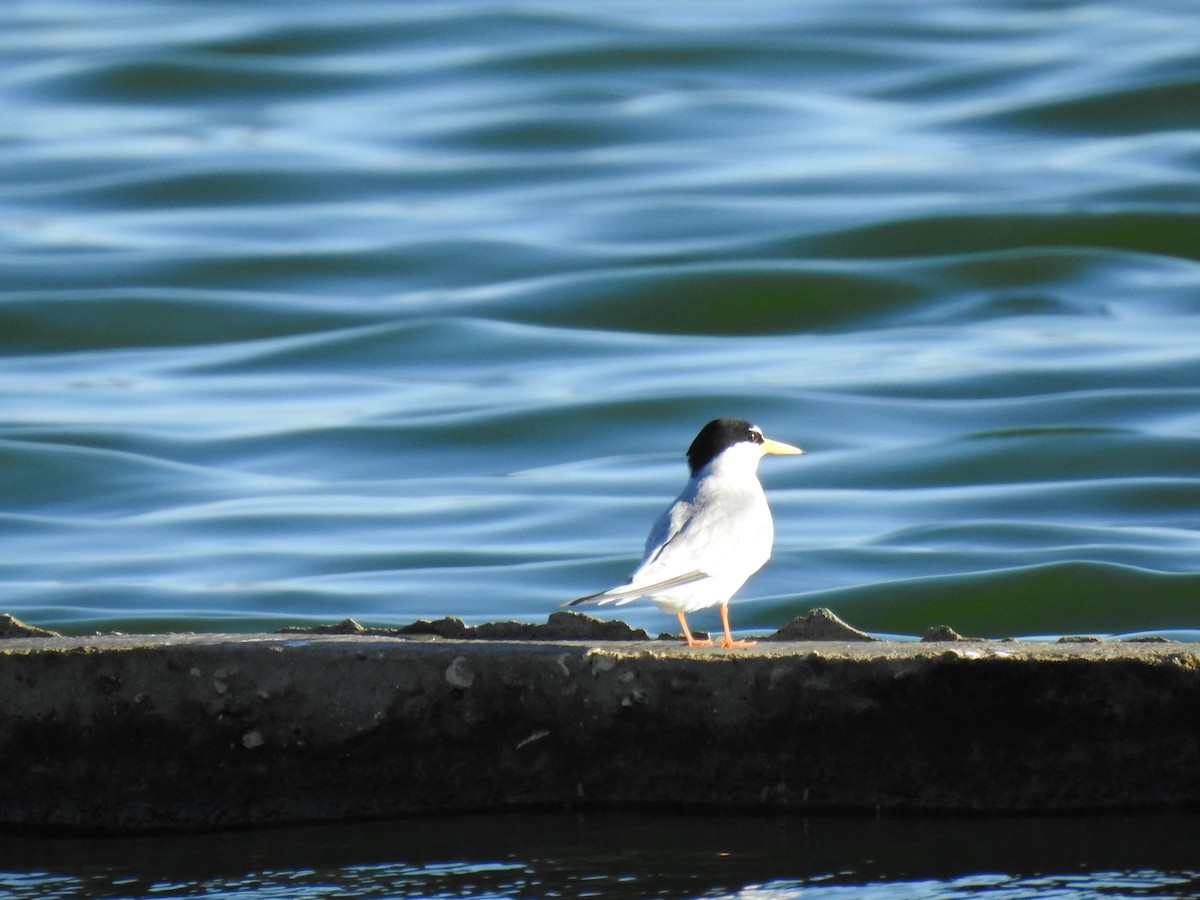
[719,604,756,649]
[677,611,712,647]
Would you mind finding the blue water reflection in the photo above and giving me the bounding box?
[0,0,1198,640]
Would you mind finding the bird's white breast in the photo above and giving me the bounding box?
[629,463,774,614]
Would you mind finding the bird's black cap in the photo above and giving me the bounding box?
[686,418,763,475]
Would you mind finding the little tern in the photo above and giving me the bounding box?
[568,418,804,648]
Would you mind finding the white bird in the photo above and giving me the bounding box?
[568,418,804,648]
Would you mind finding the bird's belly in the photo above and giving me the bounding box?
[644,573,752,614]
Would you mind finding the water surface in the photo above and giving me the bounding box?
[1,1,1198,642]
[3,812,1199,900]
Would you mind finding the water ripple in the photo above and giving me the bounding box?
[1,0,1199,639]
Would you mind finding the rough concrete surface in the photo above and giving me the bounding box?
[1,619,1198,831]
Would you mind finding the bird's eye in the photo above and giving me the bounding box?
[748,429,763,444]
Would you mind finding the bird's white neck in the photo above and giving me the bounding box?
[694,442,764,483]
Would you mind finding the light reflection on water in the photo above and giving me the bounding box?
[2,812,1199,900]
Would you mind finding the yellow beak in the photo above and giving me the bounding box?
[761,437,805,456]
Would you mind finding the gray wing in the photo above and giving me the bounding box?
[565,496,711,607]
[564,568,710,607]
[640,497,691,566]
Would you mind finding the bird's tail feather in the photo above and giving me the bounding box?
[563,570,709,608]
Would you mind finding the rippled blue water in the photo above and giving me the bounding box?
[3,0,1200,641]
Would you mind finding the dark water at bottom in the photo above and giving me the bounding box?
[2,810,1197,900]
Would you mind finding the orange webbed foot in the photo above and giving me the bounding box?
[718,605,755,649]
[720,637,756,649]
[677,612,712,647]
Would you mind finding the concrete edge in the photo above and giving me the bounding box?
[2,616,1198,830]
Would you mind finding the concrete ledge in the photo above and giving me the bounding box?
[2,627,1198,830]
